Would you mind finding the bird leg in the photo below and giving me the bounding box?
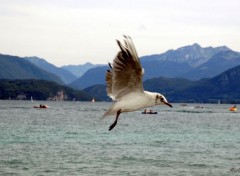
[109,109,121,131]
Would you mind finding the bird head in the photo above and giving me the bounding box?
[155,93,172,108]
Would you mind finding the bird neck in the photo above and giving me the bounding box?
[143,91,157,106]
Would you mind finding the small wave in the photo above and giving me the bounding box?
[188,163,208,168]
[174,110,214,113]
[223,156,240,161]
[65,132,79,135]
[120,155,140,162]
[152,140,168,145]
[3,159,25,165]
[43,169,55,173]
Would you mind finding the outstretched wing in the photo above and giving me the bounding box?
[106,36,144,101]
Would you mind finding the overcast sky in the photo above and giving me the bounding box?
[0,0,240,66]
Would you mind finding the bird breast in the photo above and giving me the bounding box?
[115,92,155,112]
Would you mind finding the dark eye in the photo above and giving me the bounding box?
[160,97,164,101]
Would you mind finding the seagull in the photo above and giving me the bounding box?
[103,36,172,131]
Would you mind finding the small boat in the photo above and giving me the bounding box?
[194,105,204,109]
[142,111,157,114]
[180,103,187,106]
[142,109,157,114]
[229,106,237,112]
[92,98,95,103]
[34,104,48,109]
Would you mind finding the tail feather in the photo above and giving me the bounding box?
[101,103,116,119]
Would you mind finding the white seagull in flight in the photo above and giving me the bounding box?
[103,36,172,131]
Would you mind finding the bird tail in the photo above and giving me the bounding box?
[101,103,116,120]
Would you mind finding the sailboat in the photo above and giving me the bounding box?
[92,98,95,103]
[31,96,33,102]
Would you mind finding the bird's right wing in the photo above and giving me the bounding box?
[106,36,144,101]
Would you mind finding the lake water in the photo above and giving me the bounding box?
[0,100,240,176]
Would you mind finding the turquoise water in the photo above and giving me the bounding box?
[0,100,240,176]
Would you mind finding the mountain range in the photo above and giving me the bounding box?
[0,54,64,85]
[68,66,108,90]
[182,50,240,80]
[167,64,240,103]
[84,65,240,103]
[1,42,240,103]
[68,43,240,90]
[61,62,102,77]
[25,56,77,84]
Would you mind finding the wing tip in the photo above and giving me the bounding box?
[108,62,112,69]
